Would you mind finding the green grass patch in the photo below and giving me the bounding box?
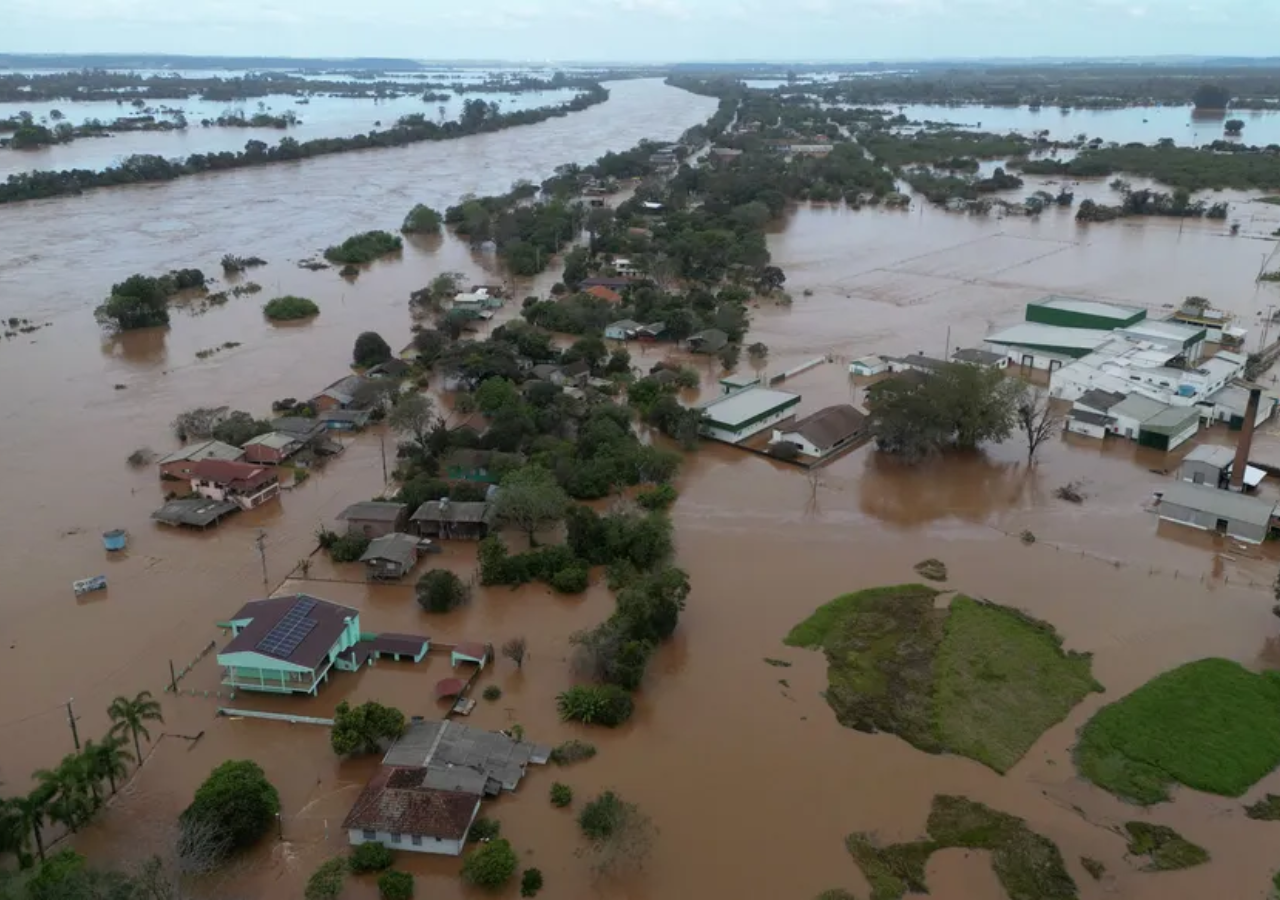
[1258,196,1280,205]
[1122,822,1209,871]
[788,585,1099,773]
[934,597,1102,773]
[846,795,1076,900]
[1246,794,1280,820]
[1075,658,1280,805]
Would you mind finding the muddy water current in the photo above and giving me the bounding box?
[2,77,1280,898]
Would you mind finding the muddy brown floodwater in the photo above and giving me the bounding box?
[3,78,1280,899]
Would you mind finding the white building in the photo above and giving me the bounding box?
[1204,384,1279,429]
[1065,389,1128,439]
[771,404,867,458]
[849,355,888,377]
[699,387,801,443]
[983,323,1115,371]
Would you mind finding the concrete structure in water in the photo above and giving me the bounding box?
[1157,481,1277,544]
[698,387,801,444]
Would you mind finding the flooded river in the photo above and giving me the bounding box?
[2,76,1280,899]
[0,88,584,179]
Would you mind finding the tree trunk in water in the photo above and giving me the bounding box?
[32,824,44,862]
[133,731,142,768]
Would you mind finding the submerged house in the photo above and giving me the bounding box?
[359,533,421,581]
[311,375,369,412]
[604,319,641,341]
[688,329,729,354]
[771,405,867,458]
[411,500,494,540]
[216,595,361,695]
[189,459,281,510]
[337,501,409,538]
[241,432,303,465]
[343,720,549,856]
[157,440,244,481]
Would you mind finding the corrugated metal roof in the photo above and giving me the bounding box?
[1111,394,1170,423]
[1182,444,1234,468]
[1030,296,1146,320]
[985,323,1113,351]
[1142,406,1200,435]
[1160,482,1276,527]
[700,388,800,427]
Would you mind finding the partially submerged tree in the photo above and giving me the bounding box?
[502,636,528,669]
[172,406,228,441]
[388,393,437,456]
[1016,386,1063,464]
[493,466,570,547]
[867,362,1021,462]
[401,203,443,234]
[179,760,279,865]
[416,569,470,613]
[330,701,406,756]
[353,331,393,368]
[577,791,655,878]
[107,690,164,765]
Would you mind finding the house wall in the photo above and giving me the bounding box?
[346,517,404,539]
[243,445,287,465]
[771,430,822,457]
[701,405,797,444]
[1158,502,1268,543]
[1110,412,1145,440]
[1065,418,1107,440]
[1180,460,1225,487]
[604,327,631,340]
[347,825,470,857]
[1140,419,1199,452]
[849,360,887,376]
[192,479,279,510]
[990,345,1079,371]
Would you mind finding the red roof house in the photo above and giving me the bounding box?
[189,459,280,510]
[585,285,622,304]
[342,767,482,856]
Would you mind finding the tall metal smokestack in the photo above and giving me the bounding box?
[1229,387,1263,492]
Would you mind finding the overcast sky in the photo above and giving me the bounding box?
[6,0,1277,62]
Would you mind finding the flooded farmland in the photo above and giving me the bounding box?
[2,77,1280,899]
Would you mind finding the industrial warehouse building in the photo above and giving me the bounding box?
[698,387,801,443]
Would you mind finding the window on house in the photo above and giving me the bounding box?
[411,835,422,847]
[390,832,402,844]
[362,829,376,840]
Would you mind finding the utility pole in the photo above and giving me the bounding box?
[66,698,80,750]
[943,325,951,362]
[255,530,268,588]
[379,432,388,484]
[169,660,178,693]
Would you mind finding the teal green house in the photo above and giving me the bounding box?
[217,595,361,695]
[217,594,431,695]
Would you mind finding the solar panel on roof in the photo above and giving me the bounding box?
[255,598,320,659]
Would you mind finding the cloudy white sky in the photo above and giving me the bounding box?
[5,0,1277,62]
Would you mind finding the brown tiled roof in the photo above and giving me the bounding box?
[221,594,356,669]
[782,404,867,452]
[585,285,622,303]
[342,766,479,839]
[189,459,277,491]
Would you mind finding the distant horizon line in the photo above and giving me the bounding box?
[2,51,1280,68]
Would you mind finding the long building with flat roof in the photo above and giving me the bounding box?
[698,387,801,444]
[1025,296,1147,330]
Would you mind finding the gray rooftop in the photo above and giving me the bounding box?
[1142,406,1200,435]
[1182,444,1235,469]
[383,721,549,795]
[700,387,801,427]
[151,497,239,527]
[1111,394,1170,424]
[241,431,299,451]
[985,323,1113,352]
[1160,481,1277,527]
[951,348,1005,365]
[338,501,407,523]
[360,533,420,567]
[1030,295,1146,320]
[1075,389,1127,413]
[156,439,244,466]
[411,500,493,524]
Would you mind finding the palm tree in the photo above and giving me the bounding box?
[87,733,133,796]
[107,690,164,764]
[35,755,93,834]
[3,789,51,865]
[79,741,105,810]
